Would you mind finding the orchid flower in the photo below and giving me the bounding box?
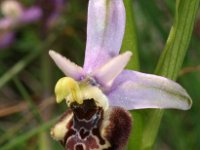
[0,0,42,48]
[49,0,192,149]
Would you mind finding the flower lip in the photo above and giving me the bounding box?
[70,99,99,120]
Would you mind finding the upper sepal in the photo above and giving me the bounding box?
[83,0,126,72]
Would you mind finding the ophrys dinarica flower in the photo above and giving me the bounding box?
[49,0,192,149]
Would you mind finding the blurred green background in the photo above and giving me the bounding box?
[0,0,199,149]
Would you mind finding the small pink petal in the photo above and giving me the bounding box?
[49,50,85,80]
[83,0,126,73]
[93,51,132,88]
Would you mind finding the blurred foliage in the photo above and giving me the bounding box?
[0,0,199,150]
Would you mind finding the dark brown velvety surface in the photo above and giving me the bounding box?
[55,99,132,150]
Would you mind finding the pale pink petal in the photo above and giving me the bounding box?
[49,50,85,80]
[20,6,42,23]
[107,70,192,110]
[93,51,132,87]
[83,0,126,73]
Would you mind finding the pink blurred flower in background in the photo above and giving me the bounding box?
[0,0,65,48]
[0,0,42,48]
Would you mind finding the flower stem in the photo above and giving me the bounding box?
[13,77,43,123]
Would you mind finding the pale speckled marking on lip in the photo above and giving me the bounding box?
[51,113,73,141]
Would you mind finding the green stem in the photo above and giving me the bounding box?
[39,47,53,150]
[41,52,52,96]
[142,0,200,149]
[155,0,199,79]
[0,119,56,150]
[13,78,43,123]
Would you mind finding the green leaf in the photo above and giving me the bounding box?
[155,0,200,79]
[142,0,200,149]
[137,0,168,39]
[122,0,140,71]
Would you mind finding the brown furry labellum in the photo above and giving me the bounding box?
[51,99,132,150]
